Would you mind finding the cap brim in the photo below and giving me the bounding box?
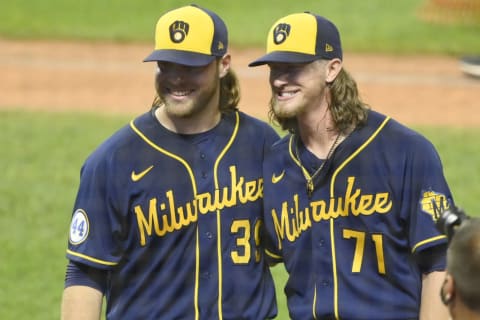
[248,51,319,67]
[143,49,216,67]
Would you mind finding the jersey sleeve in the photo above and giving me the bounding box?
[66,148,124,270]
[263,239,283,265]
[261,137,289,265]
[405,136,451,256]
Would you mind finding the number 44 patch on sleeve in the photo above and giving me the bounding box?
[69,209,90,245]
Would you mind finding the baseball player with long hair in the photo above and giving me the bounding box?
[249,12,454,319]
[61,5,278,319]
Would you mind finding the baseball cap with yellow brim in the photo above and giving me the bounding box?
[249,12,342,67]
[144,5,228,66]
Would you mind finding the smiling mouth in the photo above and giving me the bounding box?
[167,88,194,97]
[277,89,299,99]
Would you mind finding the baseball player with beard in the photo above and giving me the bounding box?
[61,5,278,320]
[249,12,454,320]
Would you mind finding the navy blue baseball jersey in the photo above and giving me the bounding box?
[263,110,453,320]
[66,109,278,319]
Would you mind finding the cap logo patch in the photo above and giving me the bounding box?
[273,23,291,44]
[169,20,189,43]
[217,41,225,51]
[325,43,333,52]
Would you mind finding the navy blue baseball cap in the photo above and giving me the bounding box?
[144,5,228,66]
[249,12,342,67]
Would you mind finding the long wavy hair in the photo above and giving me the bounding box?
[151,60,240,114]
[269,67,369,134]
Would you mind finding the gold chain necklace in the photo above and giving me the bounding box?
[294,133,341,198]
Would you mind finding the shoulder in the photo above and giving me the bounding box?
[363,111,442,166]
[237,111,274,129]
[265,134,291,160]
[234,111,280,141]
[367,110,437,151]
[84,111,153,168]
[271,134,290,150]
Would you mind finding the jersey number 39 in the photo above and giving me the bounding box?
[230,219,263,264]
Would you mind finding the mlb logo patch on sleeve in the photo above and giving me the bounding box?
[69,209,90,245]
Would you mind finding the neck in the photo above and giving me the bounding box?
[297,106,341,159]
[154,105,221,135]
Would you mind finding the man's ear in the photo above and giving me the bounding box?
[219,53,231,78]
[440,274,455,305]
[325,58,342,83]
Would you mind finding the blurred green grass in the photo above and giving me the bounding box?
[0,110,128,319]
[1,0,479,55]
[1,110,479,319]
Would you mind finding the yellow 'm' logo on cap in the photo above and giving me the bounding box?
[325,43,333,52]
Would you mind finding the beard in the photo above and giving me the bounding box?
[270,84,328,120]
[271,98,300,119]
[269,94,308,120]
[157,80,220,119]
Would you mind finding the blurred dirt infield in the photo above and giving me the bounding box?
[1,38,479,126]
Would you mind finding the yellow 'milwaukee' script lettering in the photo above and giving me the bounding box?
[272,176,392,249]
[134,166,263,246]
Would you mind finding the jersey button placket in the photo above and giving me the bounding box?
[205,231,214,240]
[312,222,334,316]
[199,152,208,179]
